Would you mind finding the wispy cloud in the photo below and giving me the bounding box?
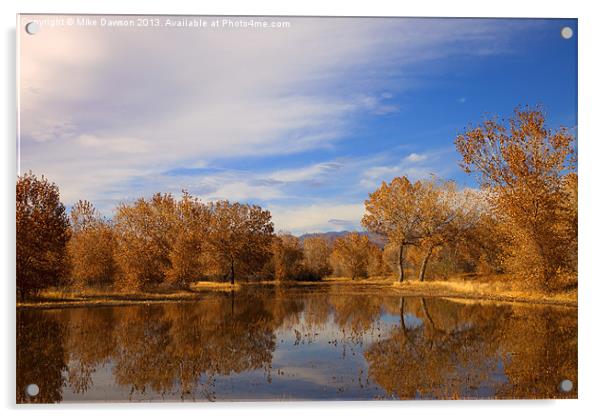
[268,162,344,183]
[269,203,364,234]
[360,148,457,190]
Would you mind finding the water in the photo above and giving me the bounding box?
[16,284,577,402]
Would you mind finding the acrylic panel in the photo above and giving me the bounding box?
[16,15,578,403]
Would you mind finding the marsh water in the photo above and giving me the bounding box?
[17,284,577,402]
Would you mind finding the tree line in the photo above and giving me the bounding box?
[16,107,577,298]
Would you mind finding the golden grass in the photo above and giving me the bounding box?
[18,281,239,309]
[320,276,395,285]
[38,286,197,300]
[17,288,203,309]
[391,275,577,307]
[17,274,576,309]
[189,281,241,292]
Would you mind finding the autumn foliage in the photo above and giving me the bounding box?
[17,172,70,298]
[330,233,378,279]
[302,236,333,278]
[455,106,577,289]
[68,200,117,289]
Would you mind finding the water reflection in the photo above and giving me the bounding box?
[16,285,577,402]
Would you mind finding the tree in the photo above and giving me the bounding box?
[362,176,436,282]
[329,233,374,279]
[302,236,332,278]
[455,107,577,289]
[207,201,274,284]
[367,245,387,277]
[165,192,212,288]
[416,183,483,281]
[271,233,305,281]
[453,204,505,275]
[68,200,117,288]
[113,193,180,290]
[16,172,70,298]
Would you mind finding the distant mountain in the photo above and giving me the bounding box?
[297,230,387,248]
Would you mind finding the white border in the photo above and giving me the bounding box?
[2,1,600,417]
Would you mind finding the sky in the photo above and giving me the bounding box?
[18,16,577,235]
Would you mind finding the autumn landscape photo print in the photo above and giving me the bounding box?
[16,15,577,402]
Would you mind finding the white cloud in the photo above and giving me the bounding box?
[360,149,455,190]
[405,152,427,163]
[357,94,399,115]
[269,203,364,234]
[77,134,149,154]
[200,180,284,202]
[268,162,343,183]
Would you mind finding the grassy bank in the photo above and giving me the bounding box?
[291,274,576,307]
[16,287,205,309]
[189,281,241,292]
[16,274,576,309]
[17,281,240,309]
[391,274,577,307]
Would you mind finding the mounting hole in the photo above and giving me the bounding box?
[561,27,573,40]
[25,21,40,35]
[559,379,573,392]
[26,383,39,397]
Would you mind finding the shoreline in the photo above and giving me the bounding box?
[390,279,577,308]
[16,277,577,309]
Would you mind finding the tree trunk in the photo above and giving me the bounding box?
[229,259,235,285]
[397,242,405,282]
[418,244,434,282]
[421,297,435,328]
[399,297,407,338]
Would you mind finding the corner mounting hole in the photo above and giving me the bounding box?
[26,383,39,397]
[561,27,573,40]
[560,379,573,392]
[25,21,39,35]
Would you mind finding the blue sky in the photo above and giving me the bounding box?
[19,16,577,234]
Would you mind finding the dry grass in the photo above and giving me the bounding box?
[189,281,241,292]
[320,276,395,285]
[38,286,197,300]
[16,298,196,309]
[17,274,576,309]
[18,281,239,309]
[391,274,577,307]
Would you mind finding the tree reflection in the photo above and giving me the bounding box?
[111,293,278,400]
[16,288,577,402]
[364,297,577,399]
[496,307,577,398]
[17,311,67,403]
[365,298,506,398]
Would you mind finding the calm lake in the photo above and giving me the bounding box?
[17,284,577,402]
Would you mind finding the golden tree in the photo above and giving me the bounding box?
[416,183,484,281]
[362,176,437,282]
[207,201,274,284]
[68,200,117,288]
[455,107,577,289]
[302,236,332,278]
[367,245,387,277]
[329,232,374,279]
[16,172,70,298]
[165,192,212,288]
[113,193,180,290]
[271,233,305,281]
